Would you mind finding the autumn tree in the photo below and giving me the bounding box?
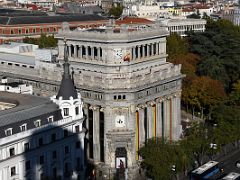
[182,76,226,116]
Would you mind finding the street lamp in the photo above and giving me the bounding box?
[171,165,178,180]
[210,143,217,160]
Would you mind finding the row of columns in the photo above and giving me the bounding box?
[131,42,165,61]
[136,93,181,148]
[83,92,181,164]
[67,45,103,61]
[170,24,205,31]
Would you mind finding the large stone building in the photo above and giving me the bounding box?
[0,21,183,178]
[55,23,183,178]
[0,43,86,179]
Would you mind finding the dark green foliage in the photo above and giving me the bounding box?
[140,139,191,180]
[23,34,57,48]
[167,33,189,59]
[187,13,201,19]
[189,19,240,91]
[108,4,123,17]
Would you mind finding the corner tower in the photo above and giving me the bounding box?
[52,39,83,121]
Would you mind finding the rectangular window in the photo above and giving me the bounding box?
[38,138,43,146]
[25,161,31,170]
[40,155,44,164]
[9,148,15,157]
[5,128,12,136]
[76,141,80,149]
[48,116,54,122]
[63,108,69,116]
[75,106,79,115]
[24,142,30,151]
[34,120,41,127]
[51,133,56,142]
[11,167,16,176]
[65,146,69,154]
[75,125,79,133]
[64,130,68,137]
[52,150,57,159]
[20,124,27,131]
[53,168,57,178]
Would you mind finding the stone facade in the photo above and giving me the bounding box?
[0,22,183,179]
[54,23,183,178]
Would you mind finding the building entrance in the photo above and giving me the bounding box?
[115,147,127,179]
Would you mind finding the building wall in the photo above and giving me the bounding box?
[0,113,85,180]
[0,20,108,44]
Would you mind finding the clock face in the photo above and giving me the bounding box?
[115,115,125,128]
[114,49,123,60]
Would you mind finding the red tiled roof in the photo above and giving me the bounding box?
[116,17,153,25]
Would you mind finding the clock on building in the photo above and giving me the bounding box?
[114,49,123,60]
[115,115,125,128]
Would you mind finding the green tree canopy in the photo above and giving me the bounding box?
[23,34,57,48]
[167,33,189,60]
[108,4,123,17]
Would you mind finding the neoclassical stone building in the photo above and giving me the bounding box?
[55,22,183,178]
[0,22,183,178]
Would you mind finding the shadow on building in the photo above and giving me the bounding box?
[23,124,85,180]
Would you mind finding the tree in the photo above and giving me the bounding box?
[188,19,240,92]
[170,53,199,76]
[229,80,240,105]
[182,76,226,116]
[187,12,201,19]
[140,139,191,180]
[180,122,215,166]
[167,33,189,60]
[212,104,240,150]
[23,34,57,48]
[108,4,123,17]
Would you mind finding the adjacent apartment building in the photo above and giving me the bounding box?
[0,44,86,179]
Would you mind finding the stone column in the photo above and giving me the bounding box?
[74,45,77,58]
[164,98,170,139]
[97,47,101,60]
[92,106,100,162]
[103,106,114,168]
[146,44,149,57]
[174,92,182,140]
[138,45,141,59]
[79,45,82,59]
[156,99,162,137]
[158,42,161,54]
[151,43,154,55]
[163,41,166,54]
[132,47,136,60]
[147,104,153,139]
[91,47,94,60]
[156,42,159,55]
[86,46,89,60]
[68,45,72,57]
[139,107,145,145]
[142,45,145,58]
[101,47,106,61]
